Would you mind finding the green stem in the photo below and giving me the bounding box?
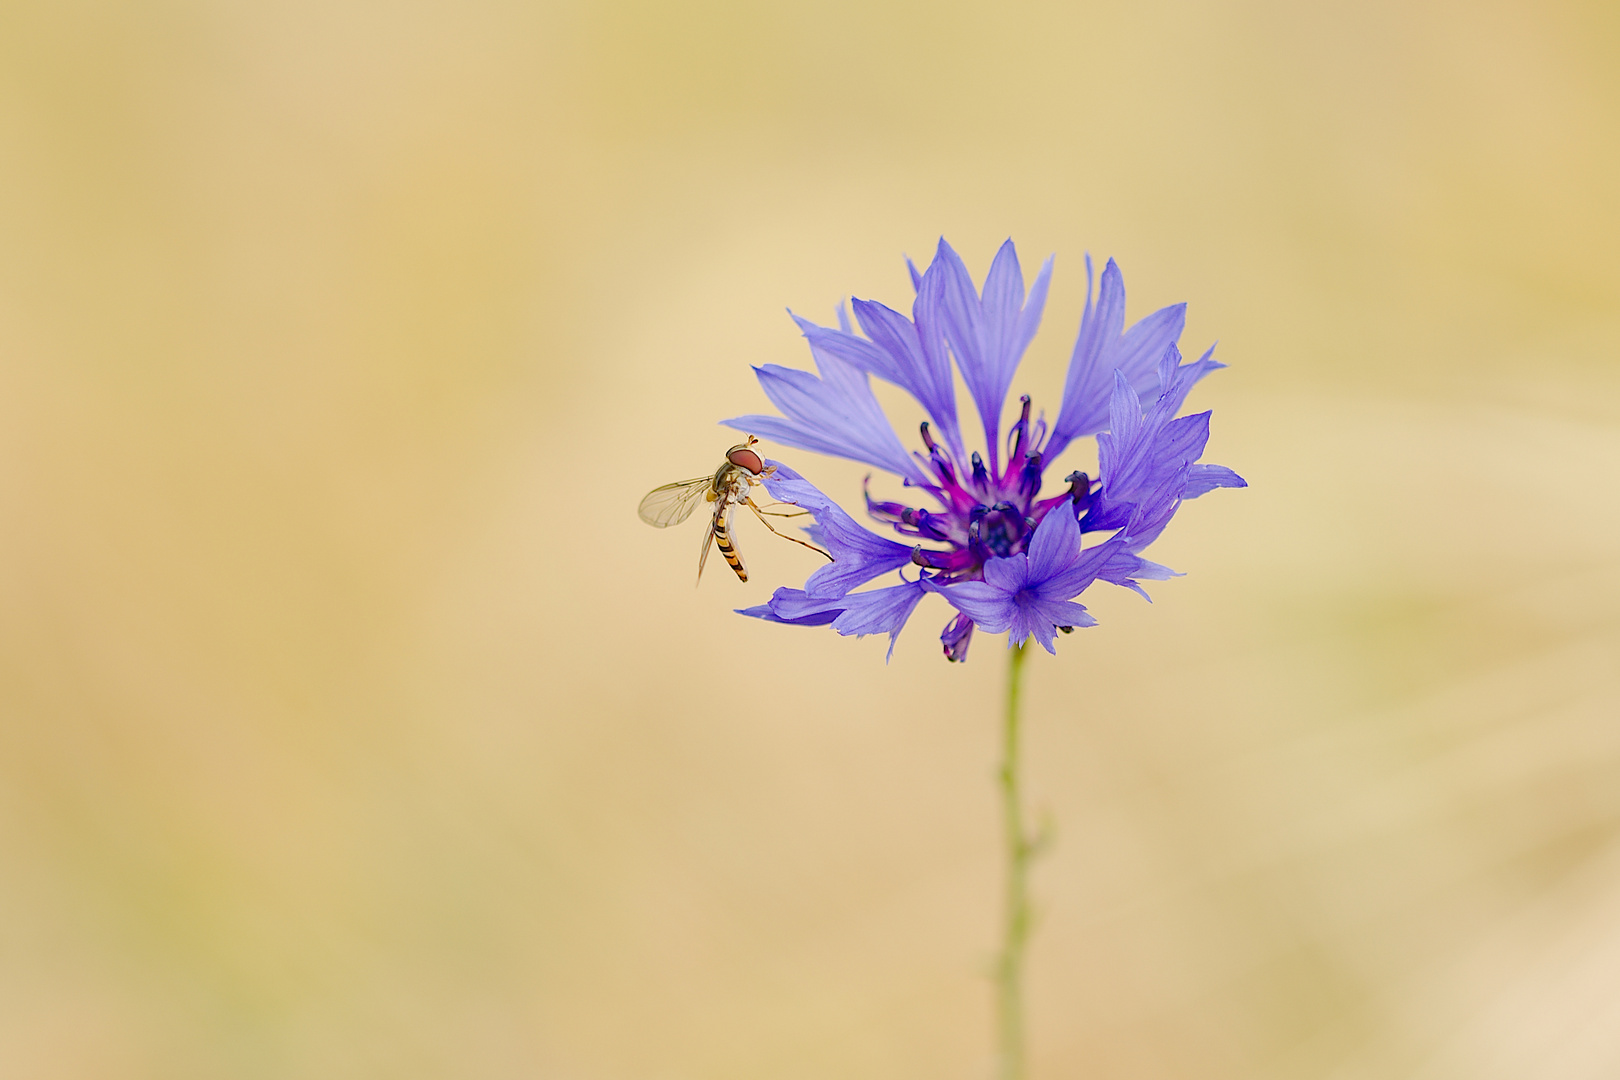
[997,641,1032,1080]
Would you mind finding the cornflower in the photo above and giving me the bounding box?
[728,238,1244,662]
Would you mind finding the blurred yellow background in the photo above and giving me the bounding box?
[1,0,1618,1076]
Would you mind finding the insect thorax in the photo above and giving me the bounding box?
[711,463,753,503]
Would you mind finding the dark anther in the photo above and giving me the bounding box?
[1020,450,1043,495]
[919,422,937,452]
[970,451,990,488]
[1007,395,1033,460]
[1058,625,1074,634]
[913,508,950,542]
[911,545,950,569]
[1064,470,1092,506]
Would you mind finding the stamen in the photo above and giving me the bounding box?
[1020,450,1044,496]
[1065,470,1092,508]
[910,545,956,569]
[965,513,994,564]
[864,476,914,523]
[912,508,952,542]
[1006,395,1032,460]
[970,451,990,491]
[1004,396,1034,486]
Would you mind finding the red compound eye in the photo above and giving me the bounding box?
[727,447,764,474]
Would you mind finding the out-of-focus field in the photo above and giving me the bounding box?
[1,1,1617,1077]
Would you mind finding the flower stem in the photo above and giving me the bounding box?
[997,641,1032,1080]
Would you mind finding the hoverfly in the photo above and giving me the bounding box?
[637,436,830,583]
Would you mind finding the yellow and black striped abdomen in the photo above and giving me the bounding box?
[712,506,747,582]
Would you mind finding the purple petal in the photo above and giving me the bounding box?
[981,552,1030,593]
[1054,533,1180,600]
[906,263,968,460]
[1012,596,1097,653]
[792,310,906,387]
[1114,302,1186,387]
[802,515,915,598]
[1024,498,1082,582]
[980,240,1025,358]
[1011,601,1056,652]
[1150,344,1224,420]
[723,347,927,482]
[1184,463,1247,498]
[941,612,975,662]
[1108,369,1145,450]
[738,588,841,626]
[1002,593,1091,653]
[742,583,925,661]
[1012,255,1053,376]
[847,296,962,457]
[1037,536,1114,600]
[928,579,1017,633]
[1114,470,1187,550]
[759,469,915,598]
[930,241,994,435]
[932,239,1054,469]
[1045,257,1189,460]
[828,579,928,660]
[1105,411,1210,505]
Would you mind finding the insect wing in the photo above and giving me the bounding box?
[696,513,715,582]
[638,477,710,527]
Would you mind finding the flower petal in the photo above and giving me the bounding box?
[981,552,1030,593]
[1184,463,1247,498]
[740,583,925,661]
[1011,596,1097,653]
[1149,344,1224,421]
[723,345,927,482]
[931,239,1054,468]
[1024,498,1082,582]
[903,266,968,460]
[759,467,916,598]
[847,295,964,458]
[829,579,928,660]
[1013,254,1054,380]
[940,612,975,662]
[737,588,841,626]
[1045,257,1188,460]
[928,579,1016,634]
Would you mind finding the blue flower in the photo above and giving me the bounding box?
[729,239,1245,661]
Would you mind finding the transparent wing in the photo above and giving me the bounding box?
[638,477,711,528]
[696,515,715,583]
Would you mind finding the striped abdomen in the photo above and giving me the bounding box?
[712,504,747,582]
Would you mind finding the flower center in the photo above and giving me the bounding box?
[862,395,1094,584]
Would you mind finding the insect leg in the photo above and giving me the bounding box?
[745,498,832,561]
[752,501,812,518]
